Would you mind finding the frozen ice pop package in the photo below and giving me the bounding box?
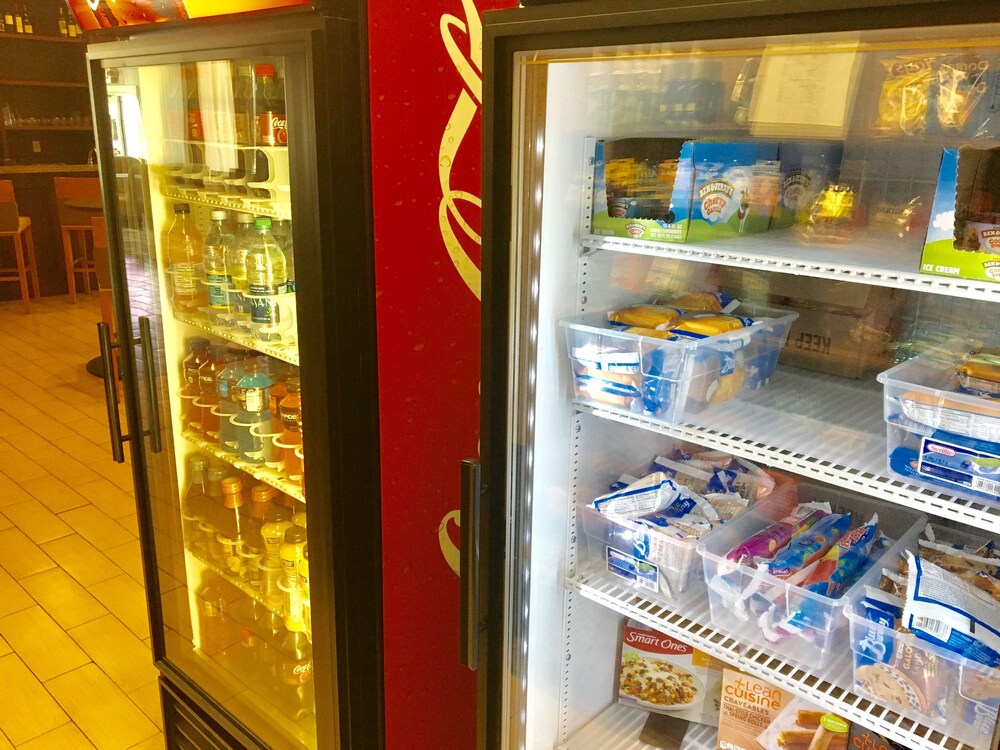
[725,504,831,566]
[762,513,852,580]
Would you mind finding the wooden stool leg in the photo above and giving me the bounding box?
[24,226,39,299]
[62,227,76,303]
[12,232,30,315]
[81,231,92,294]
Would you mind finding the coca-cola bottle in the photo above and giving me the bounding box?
[254,64,286,147]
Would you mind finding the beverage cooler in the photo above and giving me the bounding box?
[473,3,1000,750]
[81,6,381,749]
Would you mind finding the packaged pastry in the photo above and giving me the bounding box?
[659,290,738,314]
[574,366,642,408]
[725,504,831,565]
[608,304,683,331]
[622,326,678,341]
[670,312,755,339]
[875,55,937,134]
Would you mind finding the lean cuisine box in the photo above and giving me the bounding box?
[921,146,1000,283]
[618,620,725,726]
[590,138,779,243]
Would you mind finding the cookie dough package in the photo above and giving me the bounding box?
[618,621,724,726]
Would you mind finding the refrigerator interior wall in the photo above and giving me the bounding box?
[508,26,1000,750]
[109,57,314,749]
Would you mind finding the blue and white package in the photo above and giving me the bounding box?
[593,473,685,520]
[903,552,1000,669]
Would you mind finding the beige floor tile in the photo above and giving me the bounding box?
[0,654,69,745]
[31,452,101,489]
[6,430,61,460]
[126,735,164,750]
[88,574,150,640]
[0,472,33,507]
[1,500,73,545]
[104,541,145,586]
[0,454,48,484]
[17,723,97,750]
[89,460,136,493]
[0,514,10,531]
[0,411,29,438]
[60,506,135,551]
[0,567,33,619]
[0,606,90,682]
[40,535,123,588]
[21,475,91,514]
[0,728,11,750]
[0,528,55,579]
[44,664,159,750]
[69,614,157,694]
[74,478,136,520]
[20,568,108,630]
[118,514,140,536]
[0,635,9,657]
[127,681,163,731]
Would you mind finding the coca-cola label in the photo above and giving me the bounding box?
[258,112,288,146]
[281,658,313,685]
[187,109,203,141]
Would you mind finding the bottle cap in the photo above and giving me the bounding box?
[255,63,276,77]
[251,484,275,504]
[207,467,226,482]
[221,477,243,508]
[173,203,191,214]
[285,377,300,393]
[189,455,209,472]
[254,216,272,230]
[264,504,291,523]
[236,212,253,224]
[291,512,307,529]
[283,525,307,544]
[189,337,210,352]
[210,209,228,221]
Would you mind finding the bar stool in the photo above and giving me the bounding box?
[0,180,40,314]
[86,215,119,383]
[54,176,103,303]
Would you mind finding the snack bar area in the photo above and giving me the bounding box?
[487,22,1000,750]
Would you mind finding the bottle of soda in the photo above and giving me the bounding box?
[203,211,232,325]
[227,213,255,326]
[217,348,245,455]
[234,358,273,464]
[245,217,287,342]
[181,338,210,433]
[197,346,224,440]
[225,595,270,680]
[232,62,253,148]
[271,220,295,286]
[276,620,314,720]
[278,378,303,482]
[182,455,210,556]
[166,204,204,313]
[184,64,202,142]
[217,477,246,579]
[254,64,286,147]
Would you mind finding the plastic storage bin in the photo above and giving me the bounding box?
[845,525,1000,748]
[698,484,926,675]
[561,306,797,425]
[879,351,1000,503]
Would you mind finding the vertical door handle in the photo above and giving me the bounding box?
[137,316,163,454]
[97,322,128,463]
[460,458,483,670]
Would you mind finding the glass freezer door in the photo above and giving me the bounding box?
[104,58,314,749]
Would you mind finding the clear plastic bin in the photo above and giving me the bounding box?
[845,525,1000,747]
[561,306,797,425]
[697,484,926,675]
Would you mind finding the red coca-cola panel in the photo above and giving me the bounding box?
[368,0,515,748]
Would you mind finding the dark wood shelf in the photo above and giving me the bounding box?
[0,32,83,43]
[0,78,87,89]
[5,124,92,131]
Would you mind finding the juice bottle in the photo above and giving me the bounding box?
[166,203,204,312]
[196,574,239,655]
[234,358,273,465]
[299,544,310,642]
[216,348,245,454]
[261,505,292,566]
[248,484,275,546]
[279,377,303,482]
[267,362,289,433]
[181,455,210,555]
[226,214,254,327]
[279,525,307,628]
[245,217,287,342]
[240,538,264,592]
[201,467,225,564]
[217,477,246,579]
[197,346,224,439]
[203,210,232,325]
[181,337,210,434]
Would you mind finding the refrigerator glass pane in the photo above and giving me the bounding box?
[500,24,1000,750]
[106,58,313,749]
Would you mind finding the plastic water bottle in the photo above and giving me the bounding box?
[203,210,232,325]
[271,219,294,287]
[245,217,287,342]
[226,213,254,328]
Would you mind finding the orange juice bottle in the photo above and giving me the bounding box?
[166,203,205,312]
[279,377,302,482]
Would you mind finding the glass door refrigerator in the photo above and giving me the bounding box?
[84,8,381,749]
[474,2,1000,750]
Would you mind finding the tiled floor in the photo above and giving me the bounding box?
[0,293,163,749]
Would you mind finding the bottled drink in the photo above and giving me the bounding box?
[2,4,12,33]
[225,595,270,680]
[276,621,313,720]
[290,511,306,531]
[232,63,253,147]
[58,6,67,36]
[184,64,202,141]
[181,455,210,555]
[197,346,224,439]
[166,203,204,312]
[68,14,78,37]
[202,467,225,565]
[227,213,254,327]
[233,358,273,464]
[299,544,310,642]
[20,3,29,33]
[278,377,303,482]
[249,484,275,542]
[217,477,246,579]
[203,210,232,324]
[267,363,289,433]
[196,575,240,655]
[261,505,292,567]
[279,525,307,629]
[240,539,264,592]
[181,338,210,434]
[216,348,244,454]
[13,4,22,33]
[254,64,286,147]
[245,217,287,342]
[271,220,294,285]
